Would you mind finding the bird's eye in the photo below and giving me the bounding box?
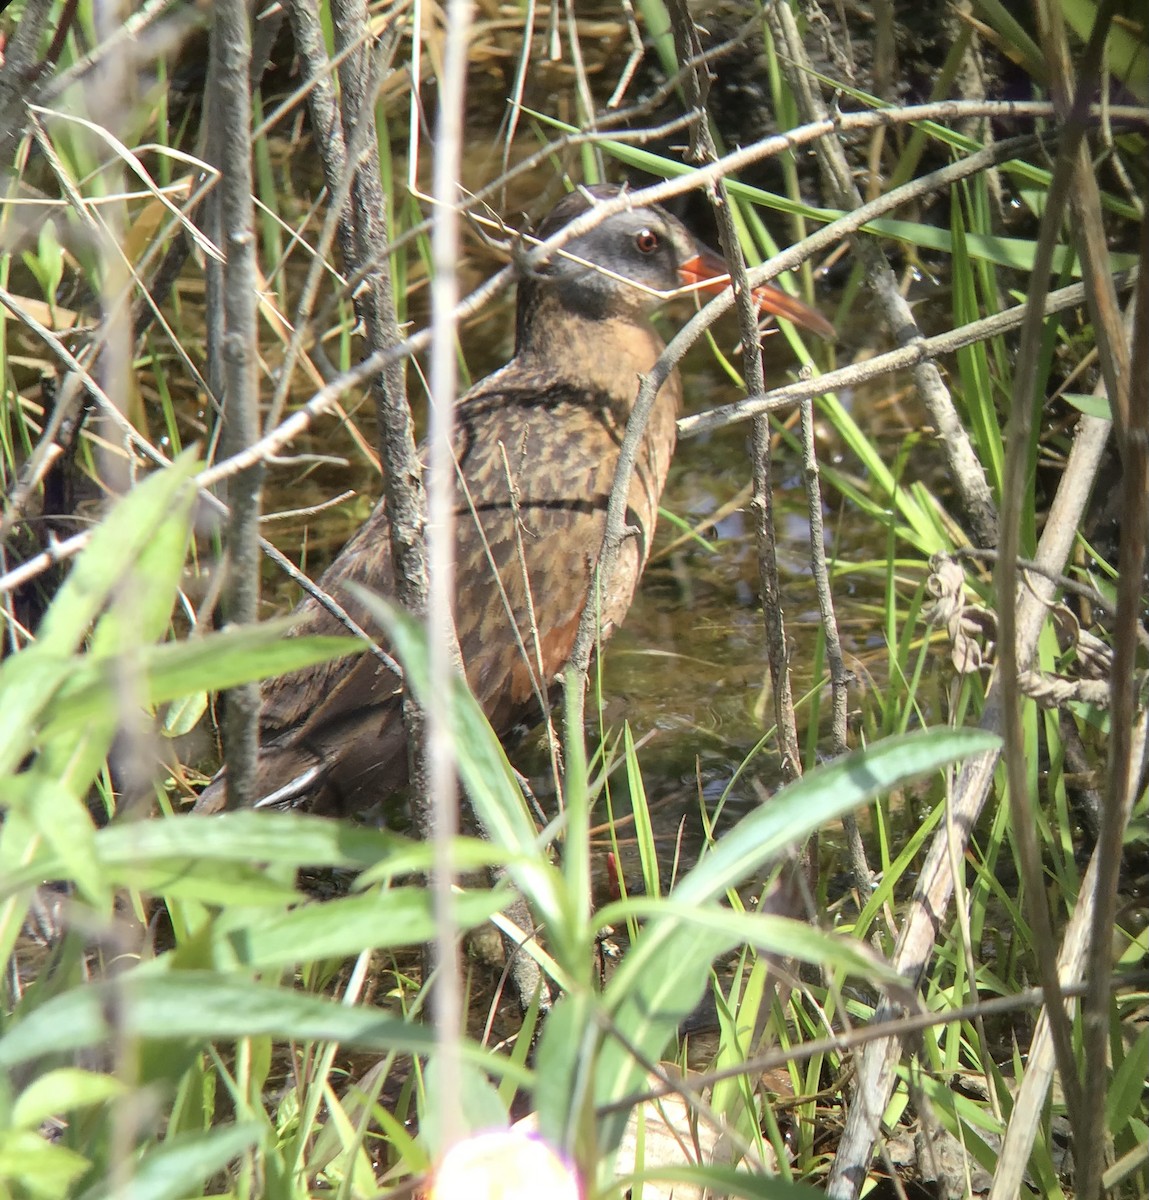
[634,228,660,254]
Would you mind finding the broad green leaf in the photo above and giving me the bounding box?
[12,1068,126,1129]
[212,886,508,967]
[0,1130,89,1199]
[1060,0,1148,100]
[592,905,902,987]
[1108,1023,1149,1135]
[421,1056,510,1158]
[533,989,601,1163]
[77,1124,262,1200]
[673,729,998,906]
[42,625,361,738]
[35,452,199,657]
[0,453,199,783]
[115,859,300,906]
[162,690,207,737]
[1063,392,1112,420]
[618,1162,828,1199]
[32,460,197,829]
[0,811,404,900]
[0,656,73,777]
[0,971,528,1087]
[86,465,195,657]
[99,809,399,866]
[351,590,569,937]
[3,775,103,909]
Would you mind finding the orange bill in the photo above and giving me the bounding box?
[679,246,836,340]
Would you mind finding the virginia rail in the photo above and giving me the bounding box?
[197,184,834,816]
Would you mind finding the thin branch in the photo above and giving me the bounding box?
[324,100,1145,384]
[668,0,806,784]
[1,255,1132,606]
[800,396,869,887]
[329,0,426,613]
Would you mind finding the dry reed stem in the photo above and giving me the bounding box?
[992,0,1126,1175]
[424,0,475,1146]
[1038,1,1146,1189]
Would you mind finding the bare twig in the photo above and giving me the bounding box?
[678,269,1137,439]
[0,0,52,164]
[329,0,426,612]
[274,2,373,436]
[325,101,1145,393]
[0,373,88,545]
[318,100,1147,414]
[668,0,806,781]
[1,253,1132,607]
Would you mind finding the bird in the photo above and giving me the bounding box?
[196,183,834,817]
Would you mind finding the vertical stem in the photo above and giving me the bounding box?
[664,0,803,777]
[749,414,802,776]
[426,0,474,1149]
[210,0,263,808]
[800,400,869,887]
[331,0,425,614]
[86,0,141,1189]
[329,0,431,815]
[1035,0,1136,1187]
[997,5,1129,1179]
[1078,220,1146,1200]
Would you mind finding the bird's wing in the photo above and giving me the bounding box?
[259,508,402,740]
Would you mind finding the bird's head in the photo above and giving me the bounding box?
[518,184,835,341]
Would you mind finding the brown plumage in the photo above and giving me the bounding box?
[196,184,834,816]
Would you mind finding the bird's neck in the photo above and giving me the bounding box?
[514,290,670,408]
